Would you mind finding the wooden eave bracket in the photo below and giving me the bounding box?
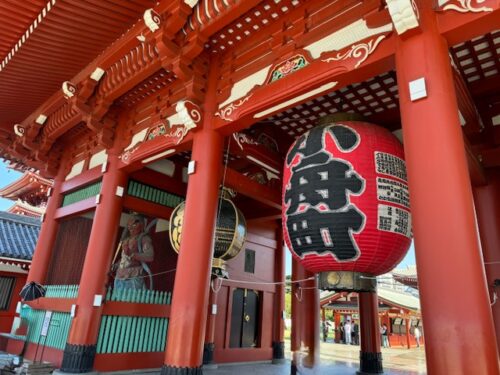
[385,0,422,37]
[84,114,116,149]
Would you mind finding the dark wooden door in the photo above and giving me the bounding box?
[229,288,260,348]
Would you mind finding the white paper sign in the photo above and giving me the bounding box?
[40,311,53,337]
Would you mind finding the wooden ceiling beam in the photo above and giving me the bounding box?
[224,167,281,210]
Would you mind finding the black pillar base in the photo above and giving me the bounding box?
[203,342,215,365]
[290,362,298,375]
[358,351,383,374]
[272,341,285,364]
[160,365,203,375]
[60,344,96,374]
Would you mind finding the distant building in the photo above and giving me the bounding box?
[0,171,52,218]
[0,212,40,333]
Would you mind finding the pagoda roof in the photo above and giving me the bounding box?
[0,171,52,200]
[0,211,40,262]
[392,265,418,289]
[7,200,46,218]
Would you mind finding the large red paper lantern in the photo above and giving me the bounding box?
[283,121,411,281]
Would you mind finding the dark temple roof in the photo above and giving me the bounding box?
[0,211,40,261]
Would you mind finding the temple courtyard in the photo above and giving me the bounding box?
[97,342,427,374]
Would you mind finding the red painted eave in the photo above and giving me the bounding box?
[0,0,157,135]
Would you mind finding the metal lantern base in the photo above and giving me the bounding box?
[318,271,377,292]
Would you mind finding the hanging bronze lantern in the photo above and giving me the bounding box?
[169,189,247,277]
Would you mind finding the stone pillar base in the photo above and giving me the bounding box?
[272,341,285,364]
[359,351,383,374]
[60,344,96,374]
[202,342,215,366]
[160,365,202,375]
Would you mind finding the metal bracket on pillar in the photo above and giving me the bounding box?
[409,78,427,101]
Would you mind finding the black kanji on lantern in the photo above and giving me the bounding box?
[284,125,365,261]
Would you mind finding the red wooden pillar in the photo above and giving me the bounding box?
[334,312,341,343]
[26,168,65,284]
[358,291,382,374]
[162,128,223,374]
[405,318,411,349]
[272,225,286,364]
[291,259,319,374]
[203,286,218,368]
[395,2,500,374]
[473,169,500,352]
[60,152,127,373]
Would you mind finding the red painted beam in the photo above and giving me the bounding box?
[61,166,103,193]
[102,301,170,318]
[25,298,76,313]
[130,167,187,197]
[213,35,396,135]
[438,2,500,46]
[122,195,173,220]
[54,196,97,219]
[224,167,281,210]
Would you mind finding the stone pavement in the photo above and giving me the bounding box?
[202,342,427,375]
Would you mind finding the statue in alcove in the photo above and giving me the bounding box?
[113,214,155,290]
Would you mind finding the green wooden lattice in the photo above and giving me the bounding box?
[127,180,183,208]
[96,289,171,354]
[61,181,102,207]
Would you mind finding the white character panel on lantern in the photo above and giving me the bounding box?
[377,204,412,238]
[375,152,407,181]
[284,125,366,262]
[376,177,410,209]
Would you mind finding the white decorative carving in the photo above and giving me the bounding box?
[219,66,272,109]
[176,100,201,130]
[89,150,108,170]
[233,132,259,150]
[439,0,493,12]
[164,100,202,144]
[124,128,148,151]
[144,9,161,32]
[65,159,85,181]
[322,35,387,69]
[304,20,393,59]
[215,95,252,121]
[62,81,76,98]
[35,114,47,125]
[184,0,198,7]
[254,82,338,119]
[386,0,419,35]
[14,124,25,137]
[90,67,105,81]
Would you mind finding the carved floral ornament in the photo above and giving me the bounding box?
[437,0,493,12]
[121,100,202,163]
[322,35,387,69]
[215,95,252,122]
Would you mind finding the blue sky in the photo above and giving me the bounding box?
[0,160,22,211]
